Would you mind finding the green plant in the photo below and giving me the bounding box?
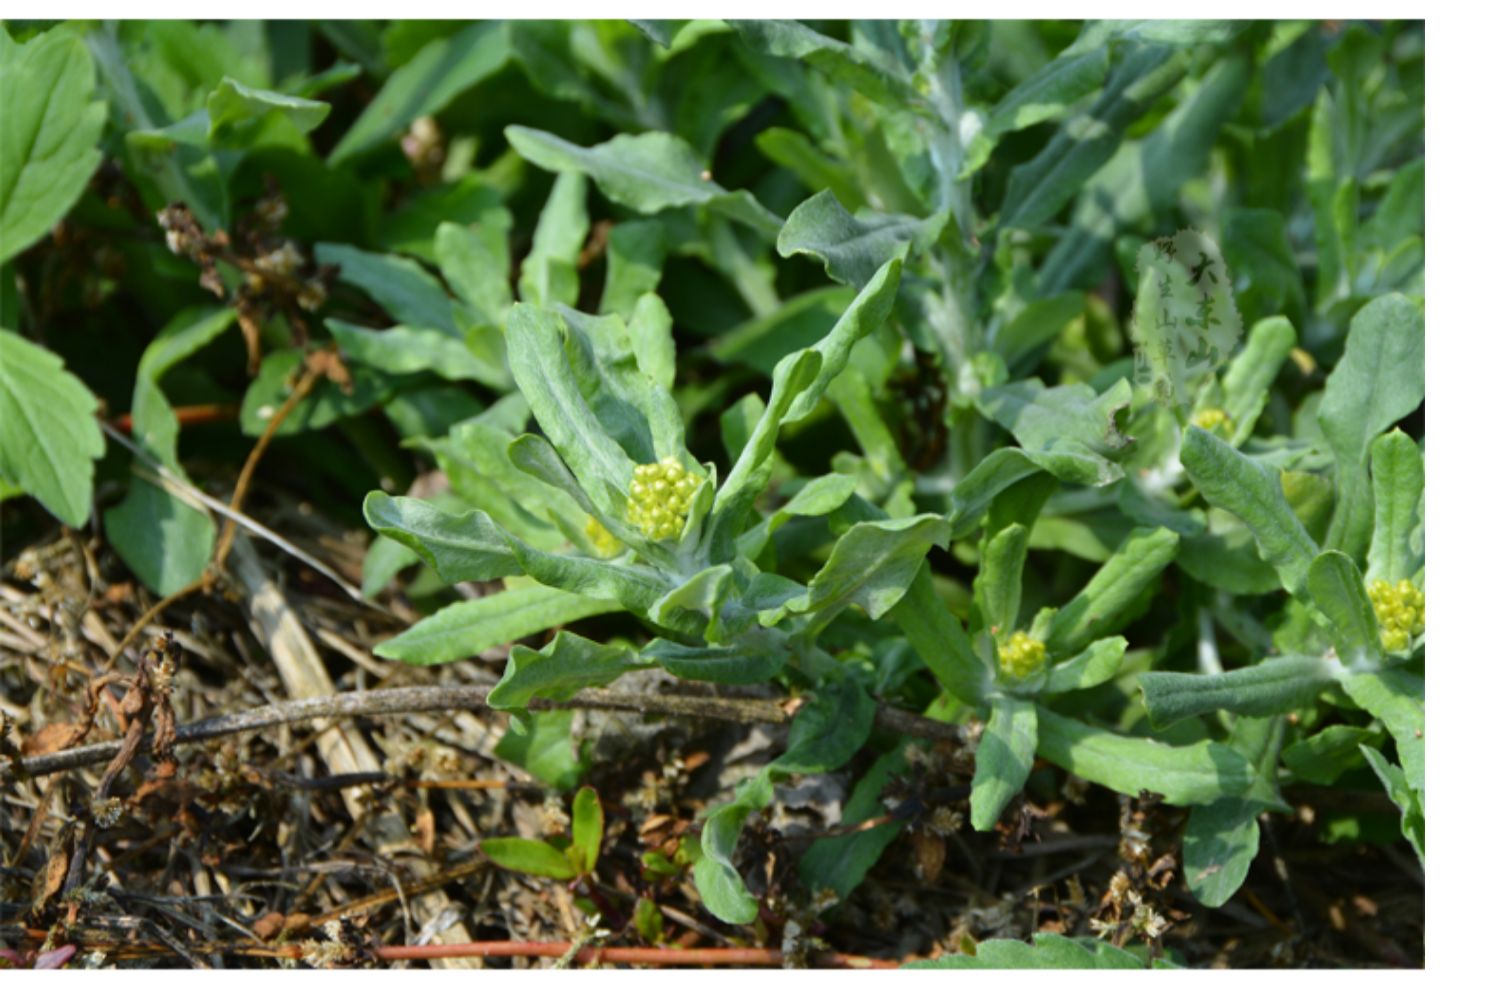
[1,18,1424,966]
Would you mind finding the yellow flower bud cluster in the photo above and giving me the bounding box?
[626,457,702,542]
[1368,578,1425,653]
[1191,407,1235,436]
[995,629,1047,681]
[584,515,624,558]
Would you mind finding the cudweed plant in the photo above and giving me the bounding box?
[1,17,1423,965]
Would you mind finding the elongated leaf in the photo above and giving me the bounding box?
[436,215,514,328]
[1221,316,1296,446]
[728,20,918,111]
[1047,527,1178,656]
[569,787,603,875]
[1137,656,1345,729]
[481,837,577,880]
[979,378,1133,486]
[1367,430,1424,584]
[0,329,104,527]
[1281,725,1385,785]
[963,46,1110,177]
[949,448,1039,538]
[1036,707,1256,805]
[487,631,641,709]
[1307,550,1382,669]
[376,585,620,665]
[1045,636,1129,693]
[601,220,667,318]
[1183,798,1261,907]
[506,125,780,237]
[776,189,939,288]
[316,243,457,335]
[330,21,513,164]
[642,636,787,685]
[1318,294,1425,556]
[328,320,504,387]
[519,171,588,308]
[907,933,1159,969]
[206,78,329,136]
[791,513,951,627]
[971,695,1038,830]
[976,524,1028,636]
[1360,746,1424,864]
[1181,426,1319,595]
[798,747,909,898]
[891,565,996,707]
[364,491,521,583]
[0,28,106,263]
[1341,668,1424,795]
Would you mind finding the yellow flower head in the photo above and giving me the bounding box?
[626,457,702,542]
[1191,406,1236,437]
[584,515,624,558]
[1368,578,1425,653]
[994,629,1047,681]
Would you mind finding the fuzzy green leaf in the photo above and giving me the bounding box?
[1137,656,1345,729]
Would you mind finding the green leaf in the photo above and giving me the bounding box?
[998,44,1186,230]
[1045,636,1129,693]
[0,27,106,263]
[1047,527,1179,656]
[1318,294,1425,556]
[487,631,641,710]
[1341,668,1424,795]
[1281,725,1384,785]
[1223,214,1304,330]
[600,220,668,318]
[375,585,620,665]
[519,172,589,308]
[494,709,584,789]
[1036,706,1257,805]
[978,378,1133,486]
[330,21,514,164]
[1306,550,1382,668]
[316,243,457,335]
[328,320,504,388]
[1220,316,1296,446]
[1183,797,1261,907]
[436,214,514,328]
[798,746,909,899]
[754,127,865,210]
[976,523,1028,637]
[642,636,787,686]
[776,190,938,289]
[948,448,1039,538]
[104,478,215,596]
[906,933,1155,970]
[364,491,522,583]
[791,513,951,628]
[1360,745,1424,864]
[963,46,1111,177]
[505,125,781,237]
[481,836,578,880]
[0,329,105,527]
[1137,656,1345,729]
[728,20,918,111]
[1367,430,1424,585]
[1180,426,1319,595]
[891,565,996,708]
[206,78,330,136]
[971,695,1038,830]
[568,787,604,875]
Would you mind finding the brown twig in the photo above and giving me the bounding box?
[364,941,899,968]
[13,685,957,780]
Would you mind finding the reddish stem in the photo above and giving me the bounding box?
[114,403,239,432]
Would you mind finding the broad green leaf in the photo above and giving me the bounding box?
[0,329,105,527]
[330,21,514,164]
[127,307,238,467]
[600,220,667,318]
[998,44,1187,231]
[495,709,584,789]
[519,171,588,308]
[798,747,908,898]
[1137,656,1345,729]
[1045,636,1129,693]
[1220,316,1296,446]
[1180,426,1319,594]
[1360,745,1424,864]
[1318,294,1425,556]
[206,77,330,136]
[568,787,604,875]
[315,243,457,334]
[976,523,1028,636]
[1341,668,1424,795]
[487,631,641,710]
[103,479,215,596]
[978,378,1133,486]
[375,585,620,665]
[480,836,577,880]
[642,636,788,686]
[1036,706,1257,806]
[0,27,106,263]
[328,320,504,388]
[1281,725,1385,785]
[362,532,422,599]
[364,491,522,583]
[1047,527,1179,656]
[436,214,514,328]
[971,695,1038,830]
[891,565,996,708]
[780,676,876,773]
[728,20,918,111]
[776,189,939,288]
[907,933,1157,970]
[963,46,1110,177]
[694,769,772,924]
[505,125,781,237]
[948,448,1040,538]
[1306,550,1382,668]
[1367,430,1424,585]
[791,513,951,628]
[240,350,402,435]
[1183,798,1261,907]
